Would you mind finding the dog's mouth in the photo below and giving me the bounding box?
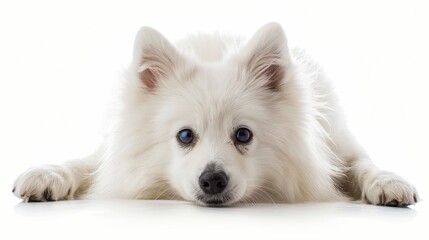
[195,190,236,207]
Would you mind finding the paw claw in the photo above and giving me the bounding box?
[28,195,41,202]
[378,192,386,205]
[386,199,399,207]
[43,188,53,201]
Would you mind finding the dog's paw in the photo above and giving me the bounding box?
[363,172,418,207]
[13,165,73,202]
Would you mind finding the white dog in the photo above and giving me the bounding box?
[13,23,418,207]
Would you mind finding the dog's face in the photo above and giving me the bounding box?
[131,23,293,206]
[160,65,282,206]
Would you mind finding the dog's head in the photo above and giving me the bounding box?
[128,23,299,206]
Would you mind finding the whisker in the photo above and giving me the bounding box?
[154,186,174,200]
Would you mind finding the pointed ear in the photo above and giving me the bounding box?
[132,27,183,90]
[240,22,290,91]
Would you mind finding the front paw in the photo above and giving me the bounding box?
[13,165,73,202]
[363,172,418,207]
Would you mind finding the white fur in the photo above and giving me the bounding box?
[13,23,418,207]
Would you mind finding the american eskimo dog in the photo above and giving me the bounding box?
[13,23,418,207]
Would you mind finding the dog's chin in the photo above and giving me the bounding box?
[195,193,238,207]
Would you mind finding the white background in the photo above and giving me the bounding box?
[0,0,428,239]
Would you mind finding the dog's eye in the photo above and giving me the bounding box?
[177,129,194,144]
[235,128,252,144]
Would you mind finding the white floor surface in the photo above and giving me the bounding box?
[2,197,427,240]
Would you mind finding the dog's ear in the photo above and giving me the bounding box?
[240,22,290,91]
[132,27,183,90]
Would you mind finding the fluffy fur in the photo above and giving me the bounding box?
[13,23,418,207]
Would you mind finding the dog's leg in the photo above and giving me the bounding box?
[12,151,100,202]
[315,75,419,207]
[335,132,418,207]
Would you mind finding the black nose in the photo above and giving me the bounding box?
[199,171,228,195]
